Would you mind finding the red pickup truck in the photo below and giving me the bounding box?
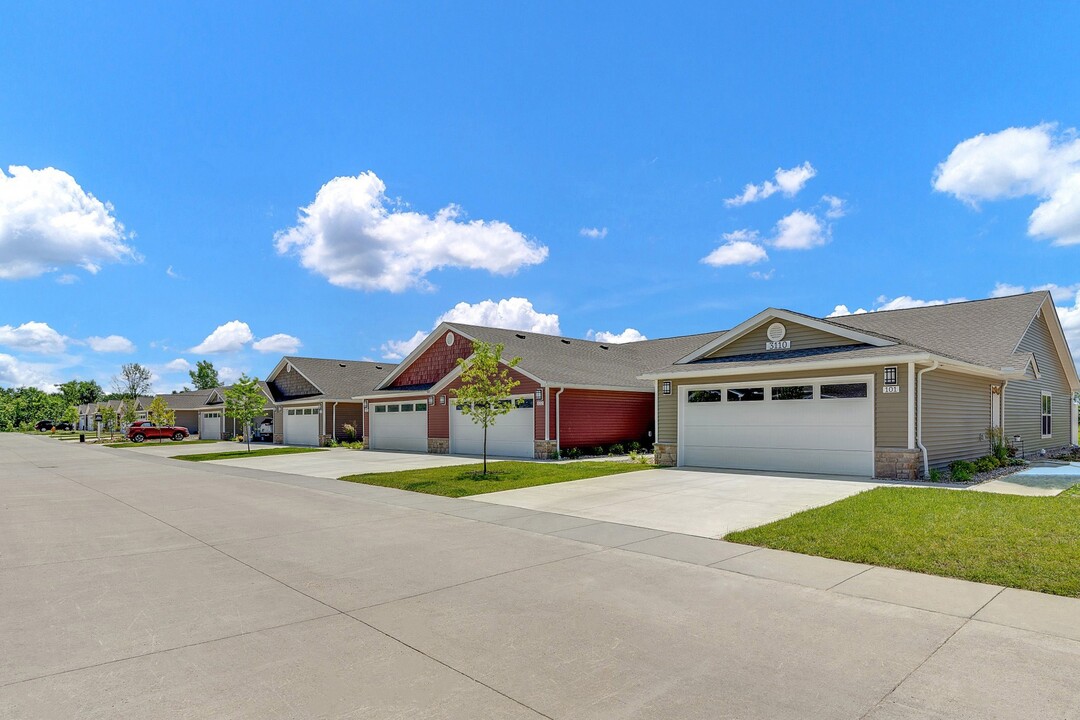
[126,421,189,442]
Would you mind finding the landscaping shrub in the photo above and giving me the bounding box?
[609,443,625,455]
[564,447,581,459]
[591,446,605,456]
[949,459,976,482]
[974,456,999,473]
[343,423,358,442]
[928,468,942,482]
[628,441,641,452]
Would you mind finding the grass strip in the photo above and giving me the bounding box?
[173,447,328,461]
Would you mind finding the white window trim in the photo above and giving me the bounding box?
[1041,391,1053,438]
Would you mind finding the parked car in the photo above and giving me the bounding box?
[126,421,189,442]
[34,420,73,431]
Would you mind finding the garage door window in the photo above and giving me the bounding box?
[374,405,386,413]
[821,383,868,399]
[415,402,427,411]
[726,387,764,402]
[688,390,723,403]
[387,405,400,413]
[772,385,813,400]
[401,404,413,412]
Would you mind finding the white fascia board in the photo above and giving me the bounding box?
[265,356,292,384]
[676,308,896,364]
[374,323,477,390]
[640,353,933,381]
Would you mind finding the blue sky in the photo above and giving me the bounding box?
[2,2,1080,392]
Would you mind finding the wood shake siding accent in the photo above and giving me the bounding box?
[271,366,320,398]
[391,330,472,388]
[1005,309,1074,452]
[921,369,992,467]
[706,323,856,359]
[555,390,654,449]
[656,365,908,448]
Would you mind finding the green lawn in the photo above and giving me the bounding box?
[105,439,221,448]
[726,485,1080,597]
[173,447,328,461]
[340,460,651,498]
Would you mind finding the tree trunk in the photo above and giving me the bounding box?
[246,422,251,452]
[483,424,488,475]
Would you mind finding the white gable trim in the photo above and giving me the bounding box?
[1019,295,1080,391]
[374,323,478,390]
[427,355,545,395]
[677,308,895,364]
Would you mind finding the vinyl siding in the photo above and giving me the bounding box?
[324,401,364,439]
[921,369,992,468]
[706,322,855,359]
[1004,309,1075,453]
[552,389,653,449]
[656,365,908,448]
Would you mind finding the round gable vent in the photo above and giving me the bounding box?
[445,331,455,347]
[766,322,786,342]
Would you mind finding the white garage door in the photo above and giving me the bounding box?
[201,412,222,440]
[451,397,534,458]
[681,378,874,476]
[369,401,428,452]
[284,406,321,446]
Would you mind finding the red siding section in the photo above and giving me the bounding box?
[390,330,472,388]
[553,389,654,449]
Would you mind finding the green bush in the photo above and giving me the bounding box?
[564,447,581,459]
[974,456,998,473]
[950,459,976,482]
[342,423,358,442]
[609,443,625,455]
[592,446,605,456]
[929,468,942,482]
[628,441,641,452]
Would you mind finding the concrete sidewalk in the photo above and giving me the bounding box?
[3,434,1079,719]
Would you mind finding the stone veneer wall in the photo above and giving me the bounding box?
[875,448,922,480]
[654,443,677,467]
[534,440,558,459]
[428,438,449,454]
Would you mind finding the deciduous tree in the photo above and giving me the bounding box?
[189,360,221,390]
[454,340,521,475]
[224,375,267,452]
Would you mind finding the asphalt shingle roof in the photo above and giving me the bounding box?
[444,323,725,389]
[156,389,214,410]
[276,357,398,401]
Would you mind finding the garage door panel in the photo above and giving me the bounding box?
[681,380,874,476]
[369,404,428,452]
[284,408,320,446]
[450,401,533,458]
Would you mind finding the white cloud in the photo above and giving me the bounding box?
[990,282,1028,298]
[874,295,967,311]
[1056,297,1080,368]
[164,358,192,372]
[56,273,79,285]
[701,234,769,266]
[771,210,827,250]
[381,297,561,361]
[579,226,608,239]
[190,320,254,354]
[826,304,867,317]
[166,265,182,279]
[822,195,847,219]
[218,366,242,384]
[86,335,135,353]
[0,321,68,354]
[933,124,1080,245]
[725,162,816,207]
[0,165,137,280]
[380,330,430,361]
[252,333,303,354]
[750,269,775,280]
[586,328,647,344]
[989,282,1080,366]
[274,171,549,292]
[0,353,58,390]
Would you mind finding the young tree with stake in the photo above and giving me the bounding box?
[224,375,267,452]
[454,341,521,475]
[146,396,176,443]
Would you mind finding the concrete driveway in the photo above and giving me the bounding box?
[204,447,485,478]
[474,467,900,538]
[109,440,242,456]
[4,434,1079,718]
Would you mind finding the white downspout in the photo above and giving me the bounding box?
[916,361,940,477]
[555,388,565,457]
[543,385,549,442]
[332,402,339,442]
[999,380,1008,451]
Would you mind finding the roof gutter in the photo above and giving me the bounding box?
[916,361,940,478]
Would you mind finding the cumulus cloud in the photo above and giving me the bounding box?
[0,165,137,280]
[826,304,868,317]
[252,333,302,354]
[701,230,769,267]
[218,366,243,384]
[579,226,608,239]
[933,124,1080,245]
[725,162,816,207]
[0,353,58,390]
[190,321,254,354]
[166,265,182,279]
[56,274,79,285]
[586,328,648,344]
[991,281,1080,304]
[822,195,847,219]
[381,297,561,361]
[274,171,549,292]
[164,358,192,372]
[771,210,828,250]
[826,295,968,316]
[750,269,775,280]
[86,335,135,353]
[0,321,68,354]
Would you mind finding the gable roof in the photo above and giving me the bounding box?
[269,357,398,401]
[156,389,214,410]
[374,322,726,392]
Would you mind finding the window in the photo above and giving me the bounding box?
[439,395,446,405]
[387,404,400,413]
[287,409,295,416]
[401,404,413,412]
[374,405,386,413]
[772,385,813,401]
[727,387,764,402]
[415,402,427,412]
[514,398,534,409]
[1042,392,1052,437]
[662,381,671,395]
[884,366,898,385]
[688,390,723,403]
[821,383,868,399]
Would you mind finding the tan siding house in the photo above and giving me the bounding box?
[1005,308,1074,452]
